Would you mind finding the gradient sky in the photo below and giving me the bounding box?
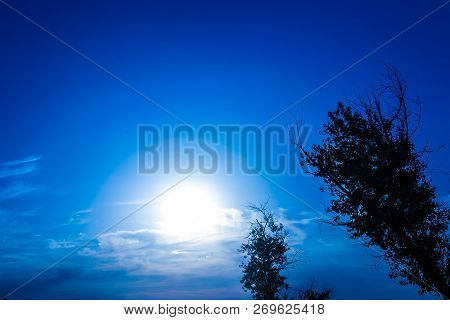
[0,0,449,299]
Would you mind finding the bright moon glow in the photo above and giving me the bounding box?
[157,184,223,242]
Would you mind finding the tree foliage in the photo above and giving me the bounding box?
[294,65,449,297]
[297,280,332,300]
[239,204,298,299]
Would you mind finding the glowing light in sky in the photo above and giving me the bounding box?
[156,184,223,242]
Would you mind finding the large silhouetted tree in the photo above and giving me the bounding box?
[293,65,449,298]
[239,204,299,299]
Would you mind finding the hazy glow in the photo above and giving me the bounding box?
[157,184,222,242]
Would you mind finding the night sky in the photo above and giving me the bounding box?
[0,0,449,299]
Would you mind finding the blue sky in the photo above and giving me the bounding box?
[0,0,449,299]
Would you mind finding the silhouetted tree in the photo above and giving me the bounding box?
[239,204,299,299]
[293,65,449,298]
[297,280,332,300]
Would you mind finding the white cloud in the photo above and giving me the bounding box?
[85,206,308,278]
[0,181,39,199]
[107,200,148,206]
[85,207,249,276]
[75,208,93,214]
[34,204,306,291]
[78,247,96,256]
[98,229,159,249]
[48,239,76,249]
[0,162,37,178]
[48,233,89,249]
[261,208,316,245]
[0,155,41,166]
[0,155,41,199]
[63,209,94,225]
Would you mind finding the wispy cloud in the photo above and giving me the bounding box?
[78,207,249,277]
[0,163,37,178]
[0,156,43,254]
[62,209,94,225]
[0,155,41,199]
[75,209,93,214]
[249,207,314,246]
[81,206,310,279]
[0,155,41,179]
[106,200,148,206]
[0,181,39,200]
[0,155,41,167]
[92,228,242,276]
[48,239,76,249]
[48,233,89,249]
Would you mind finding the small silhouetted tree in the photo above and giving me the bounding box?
[239,204,299,299]
[293,65,449,298]
[297,280,332,300]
